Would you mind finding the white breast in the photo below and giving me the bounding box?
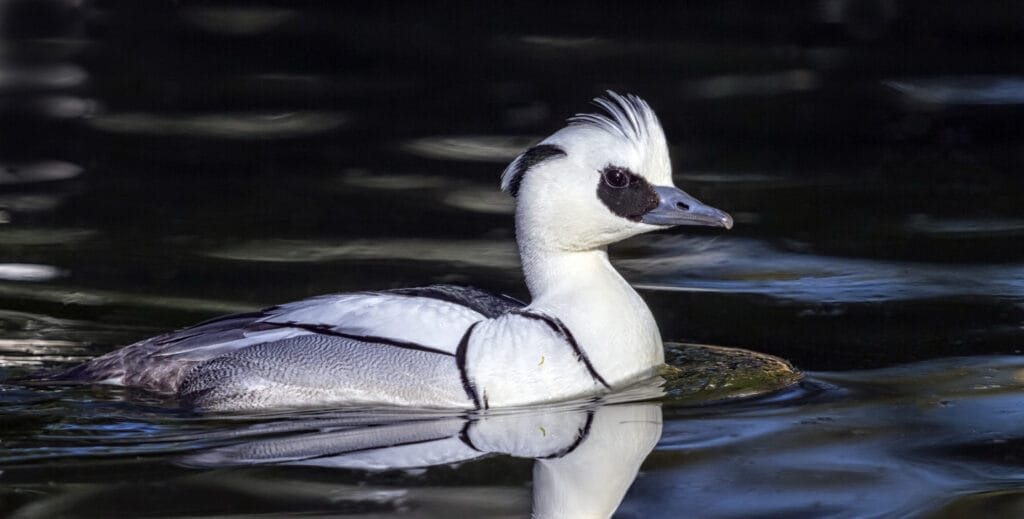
[465,312,608,409]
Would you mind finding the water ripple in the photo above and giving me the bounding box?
[0,161,81,186]
[0,264,64,282]
[180,6,298,35]
[87,111,349,139]
[206,238,517,268]
[624,235,1024,303]
[402,136,538,162]
[885,76,1024,106]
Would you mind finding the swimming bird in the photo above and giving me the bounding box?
[52,92,733,411]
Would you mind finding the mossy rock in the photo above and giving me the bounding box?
[658,342,803,406]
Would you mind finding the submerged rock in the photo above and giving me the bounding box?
[659,342,803,405]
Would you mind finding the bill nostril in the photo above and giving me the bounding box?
[675,201,690,211]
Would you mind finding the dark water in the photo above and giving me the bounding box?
[3,1,1024,517]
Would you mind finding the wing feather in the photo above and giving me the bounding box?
[51,285,521,396]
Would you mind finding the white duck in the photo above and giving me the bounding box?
[53,92,733,411]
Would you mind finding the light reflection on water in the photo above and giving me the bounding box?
[0,161,81,185]
[885,76,1024,107]
[683,69,820,99]
[87,111,350,139]
[903,214,1024,238]
[179,6,299,35]
[0,264,64,282]
[205,238,518,268]
[401,135,540,163]
[0,228,94,246]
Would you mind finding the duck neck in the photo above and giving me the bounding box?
[517,228,665,387]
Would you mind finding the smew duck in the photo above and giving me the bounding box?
[54,92,733,411]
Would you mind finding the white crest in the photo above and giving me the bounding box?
[500,92,670,195]
[568,91,663,147]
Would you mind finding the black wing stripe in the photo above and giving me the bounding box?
[511,310,612,389]
[264,321,455,357]
[456,322,483,410]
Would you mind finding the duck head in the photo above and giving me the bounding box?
[501,92,733,252]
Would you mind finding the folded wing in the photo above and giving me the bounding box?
[51,285,524,397]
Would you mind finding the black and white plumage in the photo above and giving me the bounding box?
[48,92,733,411]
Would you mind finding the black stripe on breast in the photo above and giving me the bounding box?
[264,321,456,357]
[456,322,483,410]
[511,310,611,389]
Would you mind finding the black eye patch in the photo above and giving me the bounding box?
[596,165,659,221]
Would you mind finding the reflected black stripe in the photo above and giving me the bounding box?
[459,420,480,451]
[456,322,482,410]
[542,409,596,459]
[512,310,611,389]
[266,321,454,357]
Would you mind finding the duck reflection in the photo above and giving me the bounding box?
[183,398,662,518]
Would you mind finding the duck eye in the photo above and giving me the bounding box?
[603,167,630,189]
